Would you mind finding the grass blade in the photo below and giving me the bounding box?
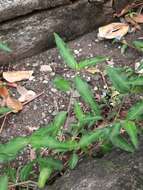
[54,33,78,70]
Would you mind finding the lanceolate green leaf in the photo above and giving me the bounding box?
[79,130,102,148]
[109,123,134,152]
[0,107,11,115]
[31,123,54,137]
[74,101,84,122]
[128,77,143,86]
[31,135,78,151]
[54,33,78,70]
[0,137,29,163]
[110,123,121,138]
[68,153,79,169]
[78,56,107,69]
[127,101,143,120]
[38,167,53,189]
[111,136,134,152]
[82,115,102,123]
[123,121,138,149]
[74,76,100,115]
[38,157,63,171]
[133,40,143,52]
[0,175,8,190]
[53,76,71,92]
[106,66,130,93]
[52,111,67,136]
[33,112,66,138]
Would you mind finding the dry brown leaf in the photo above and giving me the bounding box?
[17,85,36,102]
[114,4,131,17]
[131,14,143,23]
[3,70,33,83]
[98,23,129,40]
[6,95,23,113]
[86,68,100,74]
[125,15,141,30]
[0,86,9,98]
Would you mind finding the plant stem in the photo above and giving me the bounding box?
[64,90,74,129]
[0,115,7,133]
[113,96,126,122]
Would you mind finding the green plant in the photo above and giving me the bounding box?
[0,33,142,189]
[0,42,12,53]
[133,40,143,52]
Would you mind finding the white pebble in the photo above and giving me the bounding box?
[40,65,52,72]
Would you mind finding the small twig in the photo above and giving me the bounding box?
[132,2,143,9]
[0,91,44,119]
[0,115,7,133]
[8,180,37,188]
[113,96,126,122]
[23,91,44,106]
[99,71,109,90]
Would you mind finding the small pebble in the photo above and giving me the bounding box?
[43,80,48,84]
[74,49,80,55]
[33,105,38,110]
[51,88,57,93]
[40,65,52,72]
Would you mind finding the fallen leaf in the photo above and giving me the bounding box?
[114,4,131,17]
[6,82,17,88]
[125,15,141,29]
[97,23,129,40]
[131,14,143,23]
[17,85,36,102]
[86,68,100,74]
[3,71,33,83]
[0,86,9,98]
[6,95,23,113]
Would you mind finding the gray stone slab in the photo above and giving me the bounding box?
[0,0,113,64]
[46,141,143,190]
[0,0,70,22]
